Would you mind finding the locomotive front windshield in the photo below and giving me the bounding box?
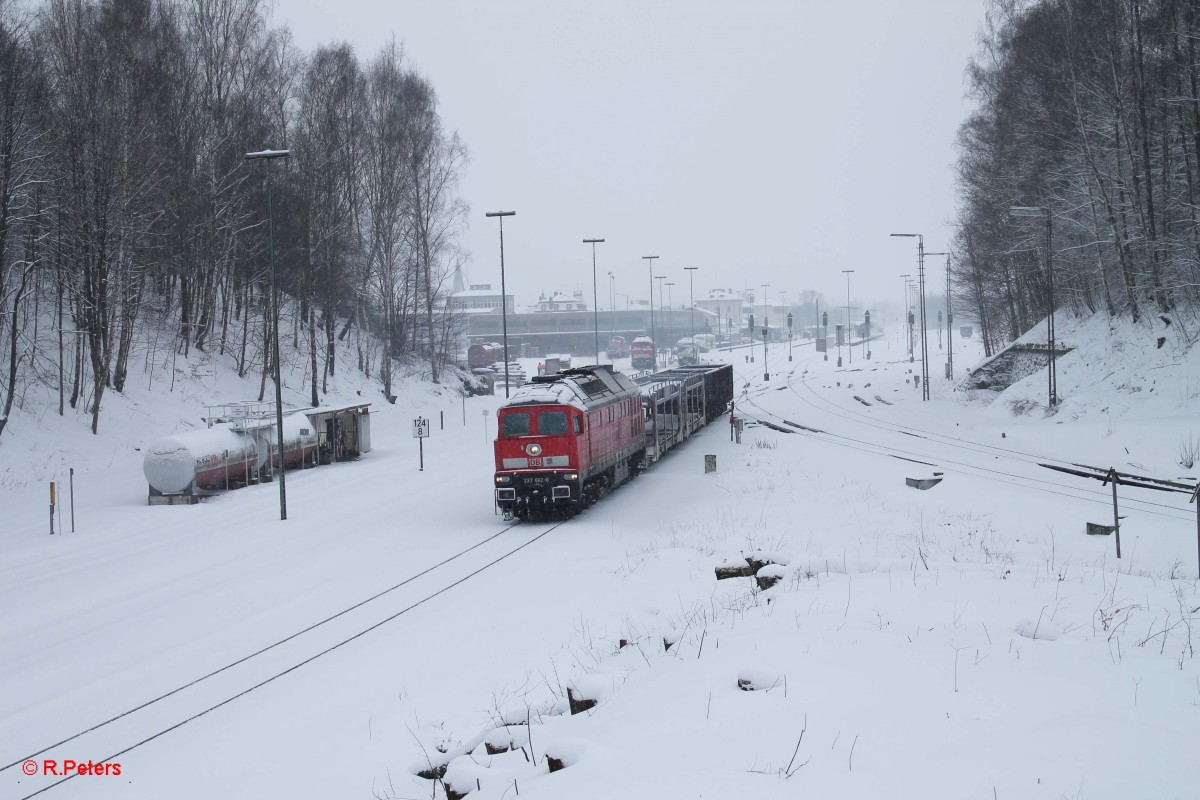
[502,413,530,436]
[537,411,568,435]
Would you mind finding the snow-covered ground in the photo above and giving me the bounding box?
[1,312,1197,800]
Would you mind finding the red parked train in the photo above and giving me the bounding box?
[493,365,646,519]
[468,342,505,369]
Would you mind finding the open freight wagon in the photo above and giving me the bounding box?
[633,363,733,463]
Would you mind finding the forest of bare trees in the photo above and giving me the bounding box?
[955,0,1200,356]
[0,0,467,438]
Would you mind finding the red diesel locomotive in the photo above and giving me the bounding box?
[493,365,646,519]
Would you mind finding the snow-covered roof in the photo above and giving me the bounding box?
[502,365,637,412]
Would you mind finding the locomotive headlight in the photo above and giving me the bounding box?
[526,443,543,456]
[565,473,578,481]
[495,475,512,485]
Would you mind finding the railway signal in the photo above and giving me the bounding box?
[787,312,793,362]
[822,311,828,361]
[762,319,769,382]
[864,310,871,360]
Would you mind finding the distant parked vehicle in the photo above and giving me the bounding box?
[607,335,630,359]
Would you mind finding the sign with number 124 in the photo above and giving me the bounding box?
[412,418,429,438]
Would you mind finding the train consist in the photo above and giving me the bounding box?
[630,337,655,370]
[493,363,733,520]
[142,401,371,504]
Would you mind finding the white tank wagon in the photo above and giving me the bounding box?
[144,425,259,497]
[143,403,372,505]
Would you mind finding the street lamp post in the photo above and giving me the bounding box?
[244,148,292,522]
[685,266,698,355]
[664,282,675,347]
[643,255,659,362]
[655,274,666,366]
[583,238,605,365]
[900,273,912,361]
[485,211,517,398]
[1010,206,1055,407]
[608,270,615,353]
[841,269,854,365]
[892,234,929,400]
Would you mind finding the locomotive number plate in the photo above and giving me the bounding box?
[529,475,549,484]
[528,457,543,467]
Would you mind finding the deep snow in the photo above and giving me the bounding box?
[1,312,1197,800]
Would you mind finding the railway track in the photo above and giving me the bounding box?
[4,520,568,799]
[728,351,1194,523]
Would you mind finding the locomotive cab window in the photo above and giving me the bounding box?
[537,411,568,435]
[572,416,583,435]
[502,413,531,436]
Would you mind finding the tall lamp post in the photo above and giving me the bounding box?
[1010,206,1055,407]
[900,273,912,361]
[892,233,929,400]
[608,271,615,352]
[685,266,698,353]
[485,211,516,398]
[583,238,605,365]
[664,281,675,347]
[655,274,666,366]
[841,269,854,365]
[643,255,659,361]
[245,148,291,522]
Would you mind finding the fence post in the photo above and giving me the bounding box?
[1191,483,1199,578]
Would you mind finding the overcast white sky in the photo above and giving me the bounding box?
[281,0,987,318]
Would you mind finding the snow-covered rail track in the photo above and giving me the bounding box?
[4,520,568,799]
